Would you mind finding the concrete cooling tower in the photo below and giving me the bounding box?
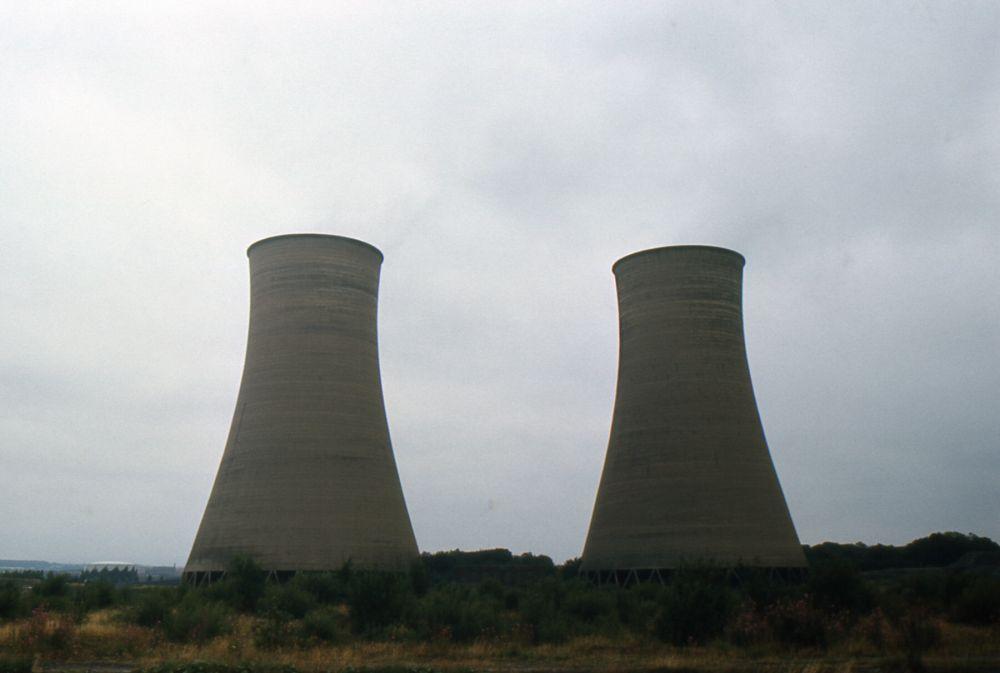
[184,234,418,582]
[581,245,805,582]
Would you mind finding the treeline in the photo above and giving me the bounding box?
[0,573,123,621]
[0,532,997,665]
[417,532,1000,586]
[79,567,140,585]
[421,548,556,585]
[804,532,999,572]
[2,567,141,585]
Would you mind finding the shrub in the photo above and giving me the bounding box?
[558,557,582,580]
[520,581,569,644]
[765,597,829,649]
[738,567,797,609]
[14,608,77,654]
[807,561,873,614]
[300,606,345,644]
[33,574,70,599]
[855,608,890,651]
[503,588,521,611]
[418,585,502,642]
[951,577,1000,625]
[259,583,315,619]
[727,605,770,647]
[253,614,297,650]
[75,622,154,659]
[347,572,413,635]
[888,571,948,613]
[125,588,175,628]
[31,573,70,612]
[564,584,616,625]
[291,572,348,605]
[896,609,941,670]
[616,586,660,632]
[74,580,117,614]
[0,581,25,621]
[477,578,505,602]
[219,555,267,612]
[163,594,231,643]
[409,560,431,598]
[654,569,736,645]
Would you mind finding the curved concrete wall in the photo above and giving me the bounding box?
[581,246,805,571]
[185,234,418,576]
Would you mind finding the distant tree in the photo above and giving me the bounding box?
[904,532,999,567]
[0,580,25,620]
[558,557,582,579]
[34,573,70,598]
[420,548,555,585]
[803,532,998,571]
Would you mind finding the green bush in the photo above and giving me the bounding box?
[503,588,521,611]
[890,571,948,611]
[418,585,502,642]
[726,605,771,647]
[14,608,77,654]
[558,557,582,580]
[616,585,661,631]
[33,573,70,598]
[477,578,505,602]
[564,583,615,624]
[896,609,941,670]
[409,561,431,598]
[74,580,117,613]
[952,577,1000,624]
[125,588,176,628]
[291,572,349,605]
[220,556,267,612]
[347,572,413,635]
[252,614,297,650]
[259,583,316,619]
[520,580,569,644]
[807,561,873,614]
[765,597,828,649]
[738,567,797,609]
[0,581,25,621]
[163,594,231,643]
[300,606,346,644]
[654,569,736,645]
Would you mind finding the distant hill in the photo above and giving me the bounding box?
[0,560,85,572]
[1,560,182,581]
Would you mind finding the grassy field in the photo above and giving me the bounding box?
[1,608,998,673]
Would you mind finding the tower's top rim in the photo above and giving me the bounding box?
[612,245,745,274]
[247,233,383,260]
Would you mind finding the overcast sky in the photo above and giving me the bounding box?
[2,1,998,566]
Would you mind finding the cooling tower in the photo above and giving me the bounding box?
[581,245,805,579]
[184,234,418,582]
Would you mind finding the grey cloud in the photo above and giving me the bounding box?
[1,1,997,564]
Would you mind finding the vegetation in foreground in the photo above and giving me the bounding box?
[0,532,997,673]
